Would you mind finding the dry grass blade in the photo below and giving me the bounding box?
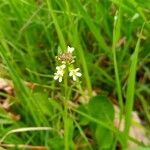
[0,143,47,150]
[0,127,58,143]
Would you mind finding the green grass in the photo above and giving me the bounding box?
[0,0,150,149]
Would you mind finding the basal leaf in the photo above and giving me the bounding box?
[87,95,114,122]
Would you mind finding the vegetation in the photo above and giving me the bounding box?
[0,0,150,149]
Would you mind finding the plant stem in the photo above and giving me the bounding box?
[112,9,124,149]
[64,70,69,150]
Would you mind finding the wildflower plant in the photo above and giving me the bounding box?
[54,46,82,82]
[53,46,82,150]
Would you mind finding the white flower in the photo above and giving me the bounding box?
[69,68,82,81]
[54,71,63,82]
[54,64,66,82]
[67,46,74,53]
[56,64,66,71]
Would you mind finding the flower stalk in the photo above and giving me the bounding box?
[53,46,82,150]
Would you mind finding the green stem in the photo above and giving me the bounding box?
[64,70,69,150]
[112,9,124,149]
[112,10,124,119]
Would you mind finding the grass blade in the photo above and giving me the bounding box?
[123,23,145,148]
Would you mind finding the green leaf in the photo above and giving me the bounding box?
[65,117,75,150]
[95,126,114,150]
[87,95,114,122]
[78,105,90,126]
[87,95,115,150]
[124,24,144,147]
[33,92,50,115]
[48,137,64,150]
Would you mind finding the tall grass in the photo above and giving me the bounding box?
[0,0,149,149]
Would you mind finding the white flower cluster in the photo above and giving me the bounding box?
[54,46,82,82]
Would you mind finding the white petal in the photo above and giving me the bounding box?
[70,60,75,63]
[76,72,82,77]
[75,68,80,71]
[73,75,76,81]
[56,65,66,71]
[69,70,73,76]
[59,77,62,82]
[54,75,58,80]
[56,66,60,70]
[57,70,64,75]
[67,46,74,53]
[54,72,58,76]
[61,64,66,69]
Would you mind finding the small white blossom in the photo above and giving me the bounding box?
[54,64,66,82]
[54,70,64,82]
[67,46,74,53]
[69,68,82,81]
[56,64,66,71]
